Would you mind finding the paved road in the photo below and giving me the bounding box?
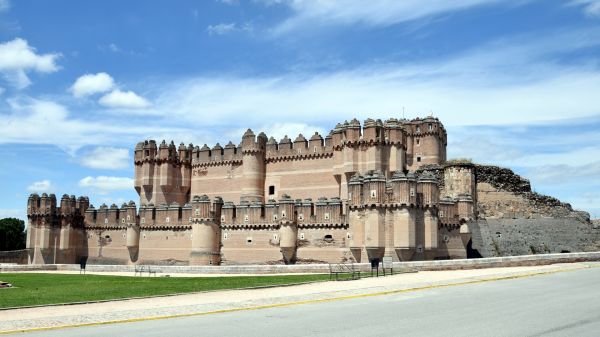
[20,267,600,337]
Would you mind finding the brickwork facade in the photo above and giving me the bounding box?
[26,117,481,265]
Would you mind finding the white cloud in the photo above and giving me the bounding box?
[0,0,9,12]
[0,96,183,151]
[79,176,134,194]
[147,28,600,129]
[524,161,600,184]
[207,23,237,35]
[270,0,504,34]
[69,72,115,97]
[570,0,600,17]
[99,89,151,109]
[217,0,238,4]
[26,180,54,193]
[80,147,130,169]
[0,38,61,89]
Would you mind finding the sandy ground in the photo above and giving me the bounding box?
[1,262,596,333]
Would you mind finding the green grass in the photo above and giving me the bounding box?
[0,273,330,309]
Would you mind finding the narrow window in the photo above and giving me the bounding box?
[269,185,275,195]
[428,123,433,131]
[416,139,420,146]
[417,156,421,162]
[145,150,149,156]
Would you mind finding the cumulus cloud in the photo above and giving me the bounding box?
[0,38,61,88]
[70,72,115,97]
[207,23,237,35]
[79,147,130,169]
[26,180,54,193]
[79,176,134,194]
[269,0,504,34]
[570,0,600,17]
[99,89,151,109]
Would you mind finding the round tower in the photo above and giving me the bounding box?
[278,195,297,264]
[125,201,140,263]
[190,195,222,265]
[241,129,266,203]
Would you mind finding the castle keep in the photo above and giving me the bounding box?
[26,117,478,265]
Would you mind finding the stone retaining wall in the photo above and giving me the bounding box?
[2,251,599,274]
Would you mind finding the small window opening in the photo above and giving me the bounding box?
[324,234,334,243]
[416,139,420,146]
[269,185,275,195]
[246,237,252,244]
[417,156,421,162]
[145,150,149,156]
[428,123,433,131]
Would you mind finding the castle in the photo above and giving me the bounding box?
[26,117,479,265]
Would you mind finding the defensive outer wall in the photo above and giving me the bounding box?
[24,116,599,266]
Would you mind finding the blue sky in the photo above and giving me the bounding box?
[0,0,599,222]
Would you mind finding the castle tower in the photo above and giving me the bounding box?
[457,194,475,221]
[124,201,140,263]
[384,118,406,173]
[134,139,191,207]
[190,195,223,265]
[278,194,297,264]
[362,119,385,172]
[362,171,386,262]
[240,129,267,203]
[135,140,157,205]
[418,172,440,259]
[404,117,447,170]
[57,194,76,263]
[389,172,417,261]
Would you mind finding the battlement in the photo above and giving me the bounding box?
[220,194,346,228]
[348,170,440,208]
[27,193,89,219]
[134,140,194,166]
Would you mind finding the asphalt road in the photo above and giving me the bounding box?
[20,267,600,337]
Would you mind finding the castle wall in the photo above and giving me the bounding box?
[27,117,469,266]
[84,228,193,265]
[191,163,244,203]
[296,227,350,263]
[436,226,467,259]
[265,156,338,201]
[221,228,282,264]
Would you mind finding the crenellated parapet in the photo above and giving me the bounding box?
[330,118,408,150]
[348,170,440,209]
[134,140,193,206]
[27,193,89,229]
[26,193,90,264]
[401,116,447,169]
[218,194,347,229]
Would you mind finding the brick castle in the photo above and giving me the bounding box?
[26,116,479,265]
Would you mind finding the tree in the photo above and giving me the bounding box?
[0,218,26,251]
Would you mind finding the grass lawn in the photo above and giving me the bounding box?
[0,273,330,309]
